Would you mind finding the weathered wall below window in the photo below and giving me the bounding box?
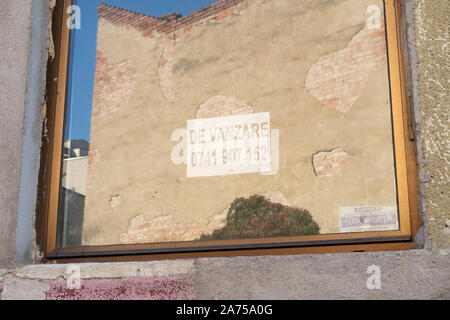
[0,0,448,299]
[0,251,449,300]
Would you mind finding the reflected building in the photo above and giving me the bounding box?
[58,139,89,247]
[79,0,398,246]
[63,139,89,159]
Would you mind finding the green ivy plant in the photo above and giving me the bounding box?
[199,195,320,240]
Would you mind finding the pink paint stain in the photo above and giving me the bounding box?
[46,276,196,300]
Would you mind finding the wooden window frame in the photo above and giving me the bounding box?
[36,0,422,263]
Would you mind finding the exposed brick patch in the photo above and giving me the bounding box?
[119,212,230,243]
[85,140,100,222]
[120,215,206,243]
[158,38,176,103]
[46,277,196,300]
[91,50,137,118]
[120,191,289,243]
[85,50,136,222]
[312,148,351,178]
[86,140,100,176]
[97,3,162,37]
[196,95,254,119]
[305,26,387,113]
[97,1,271,39]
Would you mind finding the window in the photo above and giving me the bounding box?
[37,0,421,261]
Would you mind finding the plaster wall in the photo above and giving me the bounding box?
[0,0,32,266]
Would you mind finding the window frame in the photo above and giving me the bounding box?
[36,0,421,262]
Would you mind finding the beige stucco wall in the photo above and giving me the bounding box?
[62,157,88,195]
[83,0,398,245]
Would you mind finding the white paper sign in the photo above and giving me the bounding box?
[339,206,399,232]
[187,113,271,178]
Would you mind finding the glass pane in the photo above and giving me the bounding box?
[58,0,399,248]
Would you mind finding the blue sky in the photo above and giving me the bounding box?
[65,0,219,142]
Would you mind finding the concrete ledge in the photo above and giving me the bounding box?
[0,249,448,300]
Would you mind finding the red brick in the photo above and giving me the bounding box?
[305,25,387,113]
[312,148,351,178]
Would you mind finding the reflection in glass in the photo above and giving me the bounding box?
[58,0,399,248]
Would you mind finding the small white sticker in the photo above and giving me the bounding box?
[186,113,271,178]
[339,206,399,233]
